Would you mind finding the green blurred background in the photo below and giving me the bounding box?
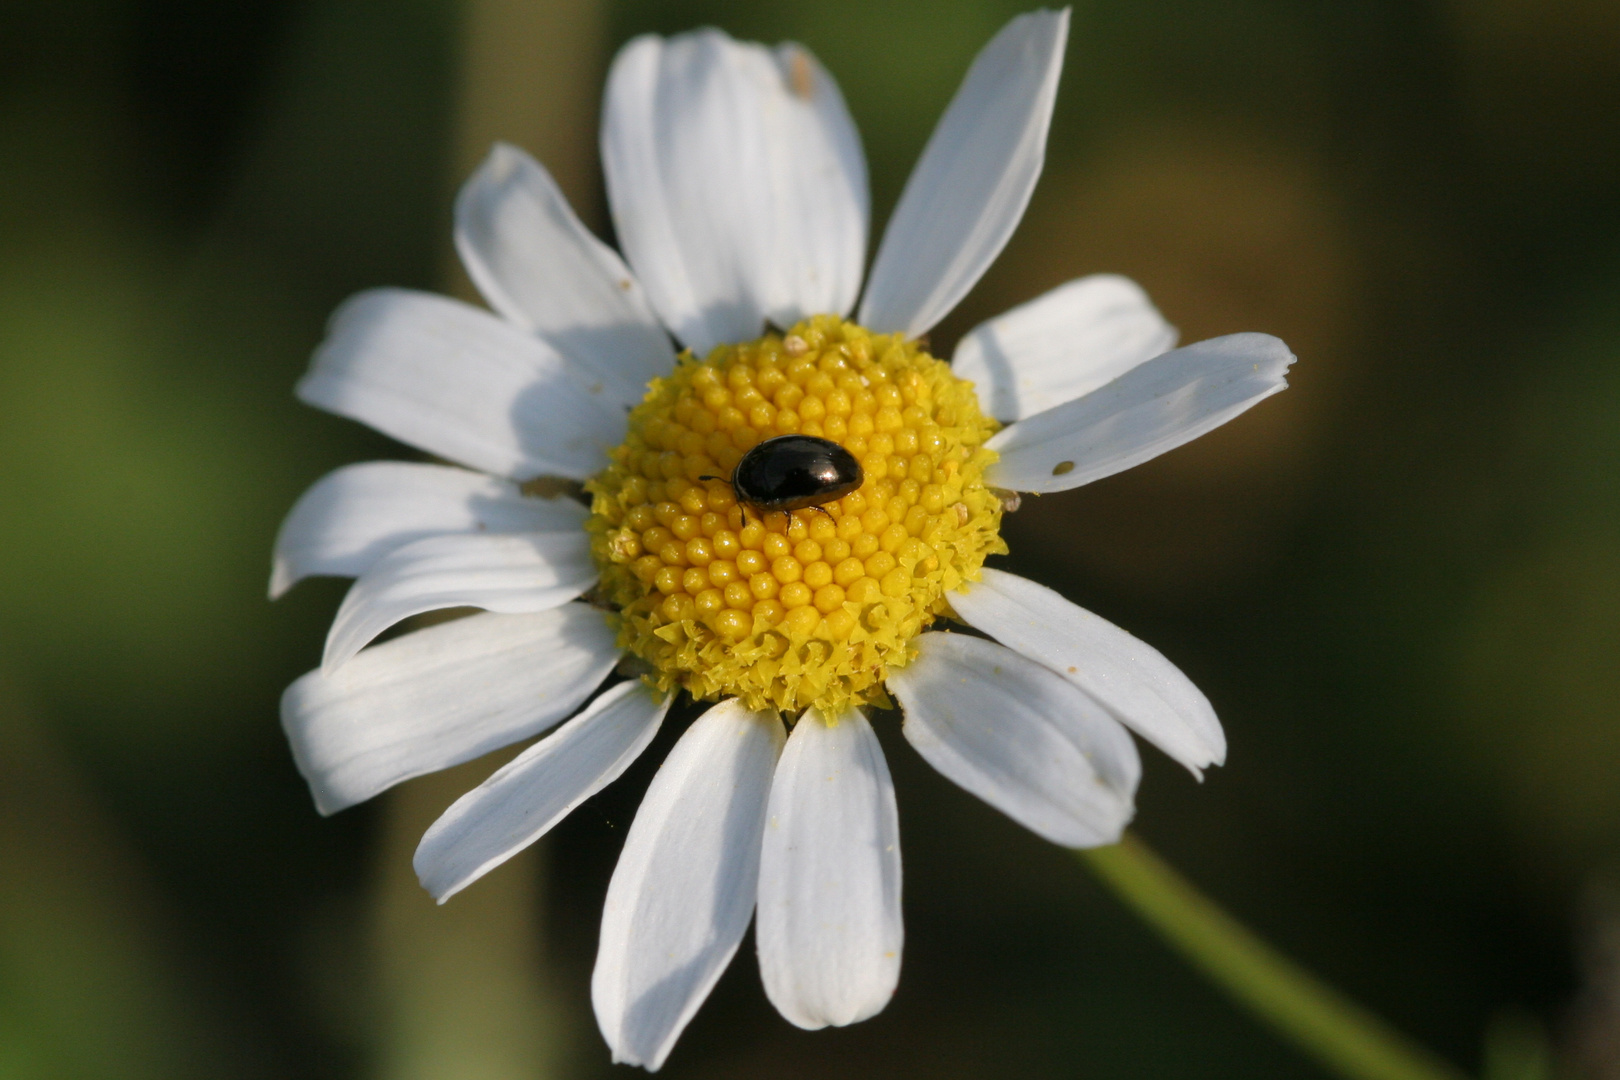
[3,0,1620,1076]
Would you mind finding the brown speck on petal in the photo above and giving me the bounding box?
[788,49,814,99]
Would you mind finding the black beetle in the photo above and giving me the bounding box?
[704,434,863,516]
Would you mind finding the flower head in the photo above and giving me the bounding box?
[273,8,1293,1070]
[588,318,1008,715]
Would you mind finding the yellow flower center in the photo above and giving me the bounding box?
[586,316,1006,714]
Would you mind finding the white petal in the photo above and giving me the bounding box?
[858,10,1069,339]
[888,632,1139,848]
[455,143,674,411]
[754,44,868,328]
[601,32,868,354]
[757,706,901,1030]
[281,605,618,815]
[297,288,624,480]
[270,461,586,599]
[985,332,1296,493]
[321,531,596,673]
[415,681,672,903]
[952,275,1178,422]
[951,569,1224,775]
[592,699,785,1070]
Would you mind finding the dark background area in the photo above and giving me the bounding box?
[3,0,1620,1077]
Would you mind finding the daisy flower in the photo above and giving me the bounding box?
[273,8,1294,1070]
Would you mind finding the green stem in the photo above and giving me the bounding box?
[1079,833,1472,1080]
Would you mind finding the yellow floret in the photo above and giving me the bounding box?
[586,315,1006,715]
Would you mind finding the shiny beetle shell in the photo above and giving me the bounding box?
[730,435,863,513]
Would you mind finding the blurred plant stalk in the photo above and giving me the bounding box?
[371,755,566,1080]
[1083,834,1481,1080]
[365,1,604,1078]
